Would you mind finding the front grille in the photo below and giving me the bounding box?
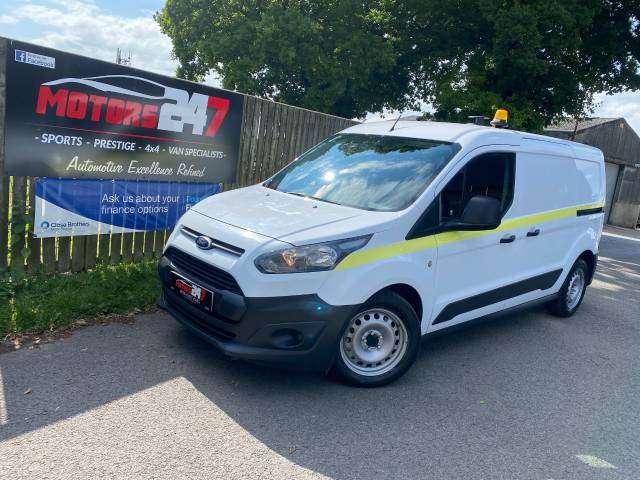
[165,290,236,341]
[180,226,245,256]
[165,247,243,295]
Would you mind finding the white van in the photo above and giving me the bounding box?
[158,118,605,386]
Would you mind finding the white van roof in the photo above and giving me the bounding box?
[342,120,603,161]
[343,120,491,143]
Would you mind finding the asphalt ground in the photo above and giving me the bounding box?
[1,228,638,479]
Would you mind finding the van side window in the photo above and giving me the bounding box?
[408,152,515,238]
[440,152,515,221]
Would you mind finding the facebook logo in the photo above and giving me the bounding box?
[13,49,55,69]
[15,50,27,63]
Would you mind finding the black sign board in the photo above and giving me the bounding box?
[3,39,244,182]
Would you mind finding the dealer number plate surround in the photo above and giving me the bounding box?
[169,271,214,311]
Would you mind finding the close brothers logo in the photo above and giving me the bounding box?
[34,75,230,138]
[39,220,91,230]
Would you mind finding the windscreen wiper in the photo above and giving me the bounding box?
[285,191,342,206]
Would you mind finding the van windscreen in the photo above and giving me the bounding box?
[264,134,460,211]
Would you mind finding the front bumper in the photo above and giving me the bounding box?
[158,255,354,371]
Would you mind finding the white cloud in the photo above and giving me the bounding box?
[10,0,178,77]
[0,14,18,24]
[594,91,640,136]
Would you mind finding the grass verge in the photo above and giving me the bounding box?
[1,261,161,339]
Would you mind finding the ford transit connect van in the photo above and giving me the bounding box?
[158,119,605,386]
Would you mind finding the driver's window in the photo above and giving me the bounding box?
[409,152,515,238]
[440,152,515,222]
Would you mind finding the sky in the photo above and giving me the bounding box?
[1,0,639,133]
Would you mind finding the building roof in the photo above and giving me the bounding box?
[545,117,639,166]
[544,117,621,133]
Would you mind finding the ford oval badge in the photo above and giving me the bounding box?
[195,235,213,250]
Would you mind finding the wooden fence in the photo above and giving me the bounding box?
[0,40,356,274]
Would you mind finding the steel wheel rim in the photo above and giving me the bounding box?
[339,308,408,377]
[566,269,585,310]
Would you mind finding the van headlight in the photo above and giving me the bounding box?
[255,235,372,274]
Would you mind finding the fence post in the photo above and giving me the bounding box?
[0,38,8,272]
[27,177,41,273]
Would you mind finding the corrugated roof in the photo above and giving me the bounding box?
[545,117,640,166]
[545,117,621,132]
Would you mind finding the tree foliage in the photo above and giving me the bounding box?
[156,0,411,118]
[157,0,640,130]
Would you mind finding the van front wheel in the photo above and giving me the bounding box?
[331,291,420,387]
[546,259,589,317]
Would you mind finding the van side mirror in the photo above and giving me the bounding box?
[445,195,502,231]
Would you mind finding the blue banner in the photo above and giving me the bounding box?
[34,179,221,237]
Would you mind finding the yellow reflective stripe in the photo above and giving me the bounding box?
[501,206,576,230]
[334,202,604,272]
[432,229,488,247]
[335,235,437,271]
[576,202,606,211]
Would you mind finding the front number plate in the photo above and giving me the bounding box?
[169,272,214,311]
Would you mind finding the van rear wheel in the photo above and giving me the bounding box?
[546,259,589,317]
[331,291,420,387]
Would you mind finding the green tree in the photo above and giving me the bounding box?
[157,0,640,130]
[156,0,412,118]
[394,0,640,130]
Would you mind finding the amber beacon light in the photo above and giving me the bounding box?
[490,109,509,128]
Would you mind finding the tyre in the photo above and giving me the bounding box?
[546,259,589,317]
[330,291,421,387]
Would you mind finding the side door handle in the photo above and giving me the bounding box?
[500,234,516,244]
[526,228,541,237]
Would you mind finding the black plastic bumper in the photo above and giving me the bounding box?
[157,255,354,371]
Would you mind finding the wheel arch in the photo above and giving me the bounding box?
[577,249,596,284]
[369,283,423,322]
